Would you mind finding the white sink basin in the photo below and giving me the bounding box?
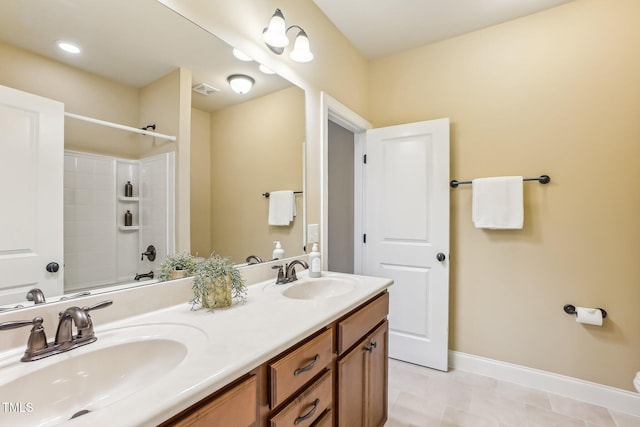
[0,323,207,426]
[283,276,357,300]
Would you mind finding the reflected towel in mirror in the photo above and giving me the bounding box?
[268,191,296,226]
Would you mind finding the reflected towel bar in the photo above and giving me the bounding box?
[450,174,551,188]
[263,191,303,198]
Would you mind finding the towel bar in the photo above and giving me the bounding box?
[450,174,550,188]
[263,191,303,198]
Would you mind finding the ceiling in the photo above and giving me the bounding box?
[312,0,575,59]
[0,0,291,112]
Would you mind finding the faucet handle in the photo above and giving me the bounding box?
[0,317,48,358]
[83,300,113,312]
[272,265,286,284]
[0,316,43,331]
[76,300,113,339]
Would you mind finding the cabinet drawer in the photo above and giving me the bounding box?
[337,292,388,355]
[310,409,333,427]
[169,375,257,427]
[270,370,333,427]
[269,328,333,408]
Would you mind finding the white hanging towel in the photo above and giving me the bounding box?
[472,176,524,229]
[268,191,296,226]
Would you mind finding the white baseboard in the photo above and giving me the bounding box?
[449,350,640,417]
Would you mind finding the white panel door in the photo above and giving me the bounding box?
[0,85,64,305]
[364,118,450,370]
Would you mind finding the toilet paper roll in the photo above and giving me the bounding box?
[575,307,603,326]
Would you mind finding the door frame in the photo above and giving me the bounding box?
[320,92,371,274]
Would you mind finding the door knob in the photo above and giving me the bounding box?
[436,253,446,262]
[46,262,60,273]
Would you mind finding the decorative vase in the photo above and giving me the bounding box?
[169,269,186,280]
[202,274,232,309]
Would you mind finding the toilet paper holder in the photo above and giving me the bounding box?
[563,304,607,319]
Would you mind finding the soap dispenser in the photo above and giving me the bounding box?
[309,243,321,278]
[272,241,284,260]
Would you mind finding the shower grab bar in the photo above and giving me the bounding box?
[450,174,550,188]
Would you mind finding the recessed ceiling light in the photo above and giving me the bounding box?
[232,48,253,62]
[57,41,81,54]
[259,64,276,75]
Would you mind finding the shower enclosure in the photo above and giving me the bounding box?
[63,150,175,291]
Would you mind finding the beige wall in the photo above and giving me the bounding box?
[191,108,212,257]
[369,0,640,391]
[203,86,305,263]
[0,40,140,158]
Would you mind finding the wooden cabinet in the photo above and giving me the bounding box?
[269,370,333,427]
[269,329,333,408]
[337,321,388,427]
[336,292,389,427]
[161,291,388,427]
[162,374,257,427]
[266,328,334,427]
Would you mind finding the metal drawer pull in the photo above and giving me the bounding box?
[294,398,320,425]
[293,354,320,376]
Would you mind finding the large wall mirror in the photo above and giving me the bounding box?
[0,0,305,309]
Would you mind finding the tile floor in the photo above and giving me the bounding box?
[385,359,640,427]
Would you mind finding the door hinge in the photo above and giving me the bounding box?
[363,154,367,164]
[363,234,367,243]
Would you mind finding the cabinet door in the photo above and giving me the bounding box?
[337,321,388,427]
[365,321,388,427]
[337,343,366,426]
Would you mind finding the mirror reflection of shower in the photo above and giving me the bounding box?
[64,151,175,292]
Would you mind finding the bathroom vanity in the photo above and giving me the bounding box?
[161,291,389,427]
[0,264,392,427]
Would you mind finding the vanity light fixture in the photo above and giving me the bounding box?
[57,41,81,54]
[227,74,255,95]
[263,8,314,63]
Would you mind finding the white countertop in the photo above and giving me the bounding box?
[0,271,392,426]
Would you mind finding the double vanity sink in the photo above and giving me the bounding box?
[0,323,207,426]
[0,266,392,426]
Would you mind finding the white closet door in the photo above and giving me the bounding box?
[0,85,64,304]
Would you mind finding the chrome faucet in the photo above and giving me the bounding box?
[55,306,91,347]
[0,300,113,362]
[272,260,310,284]
[285,260,309,283]
[245,255,263,265]
[26,288,46,304]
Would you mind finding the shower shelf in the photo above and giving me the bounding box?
[119,226,139,231]
[118,196,139,202]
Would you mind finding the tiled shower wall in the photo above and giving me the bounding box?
[64,151,174,291]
